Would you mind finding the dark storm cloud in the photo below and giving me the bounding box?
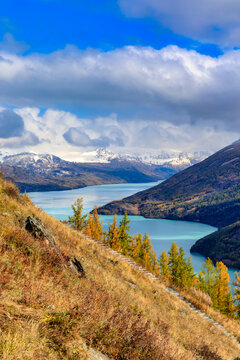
[1,46,240,132]
[0,109,24,138]
[63,127,124,148]
[0,131,40,148]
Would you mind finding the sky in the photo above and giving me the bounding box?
[0,0,240,160]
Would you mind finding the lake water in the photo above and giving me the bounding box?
[29,182,237,281]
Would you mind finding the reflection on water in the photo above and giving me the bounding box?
[29,181,236,282]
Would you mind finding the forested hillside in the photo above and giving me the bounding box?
[191,221,240,268]
[97,141,240,267]
[97,141,240,227]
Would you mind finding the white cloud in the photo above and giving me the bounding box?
[0,108,40,149]
[9,108,128,157]
[0,45,239,157]
[0,106,236,160]
[119,0,240,47]
[0,45,240,130]
[0,33,29,54]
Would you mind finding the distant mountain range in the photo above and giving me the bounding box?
[97,141,240,268]
[77,148,210,171]
[0,152,176,192]
[0,148,210,192]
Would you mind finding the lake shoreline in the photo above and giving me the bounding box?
[28,181,237,282]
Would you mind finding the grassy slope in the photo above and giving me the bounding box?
[0,176,239,359]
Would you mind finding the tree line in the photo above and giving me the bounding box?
[66,198,240,318]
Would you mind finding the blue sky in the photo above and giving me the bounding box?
[0,0,222,56]
[0,0,239,159]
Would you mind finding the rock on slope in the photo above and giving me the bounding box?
[0,174,239,358]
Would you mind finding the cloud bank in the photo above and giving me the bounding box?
[0,109,24,138]
[0,109,40,148]
[0,45,240,131]
[0,45,239,157]
[0,107,235,160]
[119,0,240,46]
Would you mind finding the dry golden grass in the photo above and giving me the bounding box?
[0,177,239,359]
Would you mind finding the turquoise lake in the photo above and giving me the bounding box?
[29,182,237,281]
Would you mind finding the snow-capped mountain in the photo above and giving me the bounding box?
[79,148,210,170]
[0,152,70,178]
[0,150,176,192]
[0,149,211,172]
[140,151,211,170]
[2,152,63,167]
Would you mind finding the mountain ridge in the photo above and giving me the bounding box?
[0,152,175,192]
[69,148,210,171]
[97,141,240,267]
[97,141,240,226]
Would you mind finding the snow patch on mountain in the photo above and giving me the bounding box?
[1,152,63,167]
[0,148,211,171]
[78,148,210,170]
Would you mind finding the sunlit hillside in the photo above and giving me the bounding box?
[0,174,239,359]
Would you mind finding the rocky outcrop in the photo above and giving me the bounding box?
[25,216,86,278]
[69,256,86,278]
[88,348,110,360]
[25,216,56,246]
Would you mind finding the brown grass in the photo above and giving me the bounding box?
[0,175,239,359]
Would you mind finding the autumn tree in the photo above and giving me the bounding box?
[85,206,104,241]
[68,197,87,231]
[167,244,194,287]
[106,215,121,250]
[159,250,170,278]
[84,214,94,237]
[132,233,143,261]
[150,248,159,274]
[233,271,240,318]
[214,261,233,315]
[178,253,194,288]
[141,233,156,270]
[118,213,132,255]
[174,247,194,288]
[168,242,179,281]
[197,258,216,299]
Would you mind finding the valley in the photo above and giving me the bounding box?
[97,141,240,268]
[0,152,175,192]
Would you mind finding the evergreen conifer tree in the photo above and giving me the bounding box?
[197,258,216,299]
[168,242,179,282]
[118,212,132,255]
